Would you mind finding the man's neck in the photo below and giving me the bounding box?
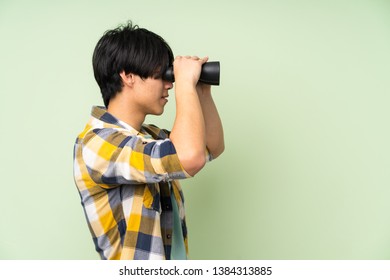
[107,102,145,132]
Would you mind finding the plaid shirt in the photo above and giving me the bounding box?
[73,106,210,260]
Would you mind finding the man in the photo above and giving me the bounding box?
[73,21,224,260]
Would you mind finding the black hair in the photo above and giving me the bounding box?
[92,21,174,107]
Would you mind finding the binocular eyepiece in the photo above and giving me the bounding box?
[163,61,220,86]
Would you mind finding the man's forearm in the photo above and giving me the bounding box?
[170,83,207,176]
[197,86,225,159]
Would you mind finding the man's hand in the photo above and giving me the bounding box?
[173,56,209,88]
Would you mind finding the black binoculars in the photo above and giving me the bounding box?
[163,61,220,86]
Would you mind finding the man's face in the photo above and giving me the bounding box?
[132,76,173,116]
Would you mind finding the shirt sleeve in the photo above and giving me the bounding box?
[143,123,213,163]
[81,127,191,186]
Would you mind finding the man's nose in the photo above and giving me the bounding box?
[165,80,173,90]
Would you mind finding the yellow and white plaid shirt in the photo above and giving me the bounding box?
[73,106,210,259]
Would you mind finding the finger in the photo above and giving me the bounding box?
[199,56,209,64]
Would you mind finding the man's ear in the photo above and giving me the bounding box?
[119,71,135,87]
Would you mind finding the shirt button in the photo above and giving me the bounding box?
[166,234,171,239]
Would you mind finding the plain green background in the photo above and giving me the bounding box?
[1,0,389,259]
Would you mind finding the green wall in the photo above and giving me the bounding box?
[1,0,389,259]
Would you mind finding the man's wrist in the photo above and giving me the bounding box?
[175,83,198,96]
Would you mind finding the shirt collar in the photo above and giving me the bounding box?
[90,106,151,137]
